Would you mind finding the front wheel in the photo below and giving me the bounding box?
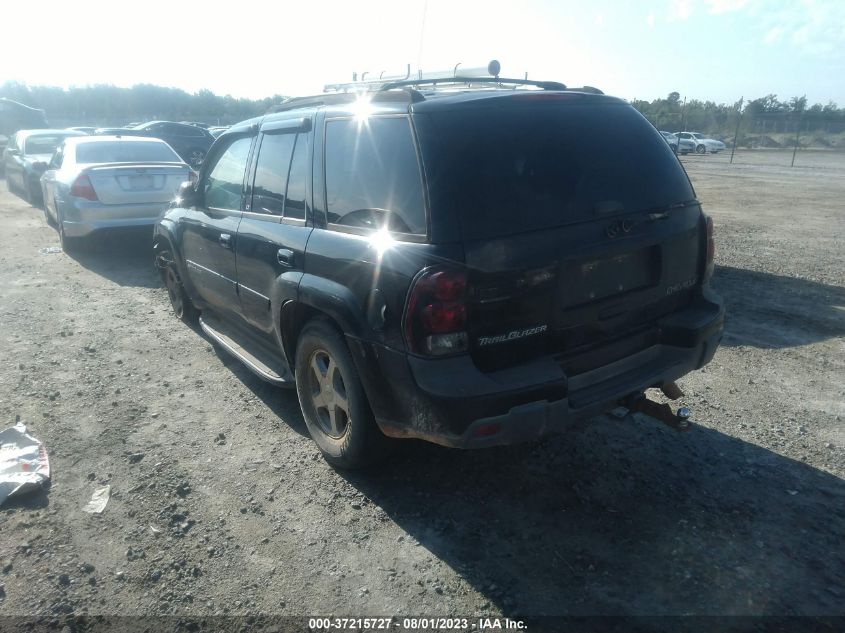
[159,251,198,324]
[295,318,389,469]
[696,144,707,154]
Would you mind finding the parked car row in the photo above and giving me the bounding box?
[93,121,216,168]
[3,127,194,250]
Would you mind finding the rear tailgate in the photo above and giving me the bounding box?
[414,94,705,372]
[85,163,190,205]
[464,205,702,372]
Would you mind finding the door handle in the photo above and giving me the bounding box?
[219,233,233,249]
[276,248,295,267]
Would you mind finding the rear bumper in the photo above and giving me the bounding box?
[61,200,167,237]
[356,291,724,449]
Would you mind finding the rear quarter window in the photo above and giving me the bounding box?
[324,117,426,236]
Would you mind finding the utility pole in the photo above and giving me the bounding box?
[730,96,743,164]
[791,113,801,167]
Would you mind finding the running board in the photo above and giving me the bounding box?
[199,314,293,387]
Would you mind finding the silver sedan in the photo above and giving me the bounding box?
[40,135,193,251]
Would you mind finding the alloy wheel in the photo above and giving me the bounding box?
[307,349,350,439]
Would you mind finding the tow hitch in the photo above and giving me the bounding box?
[620,381,692,431]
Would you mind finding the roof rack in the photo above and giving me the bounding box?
[265,89,423,115]
[379,76,567,92]
[323,59,567,94]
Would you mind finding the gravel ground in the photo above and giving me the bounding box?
[0,150,843,629]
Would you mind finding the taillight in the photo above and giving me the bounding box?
[704,214,715,281]
[70,174,98,201]
[404,268,469,356]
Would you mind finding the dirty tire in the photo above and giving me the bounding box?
[295,318,388,469]
[161,251,198,324]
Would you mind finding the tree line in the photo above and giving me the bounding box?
[3,82,845,140]
[0,82,287,127]
[631,92,845,140]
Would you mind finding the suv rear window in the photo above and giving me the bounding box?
[324,117,426,235]
[415,102,695,240]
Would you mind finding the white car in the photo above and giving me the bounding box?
[40,135,192,252]
[660,131,695,155]
[675,132,726,154]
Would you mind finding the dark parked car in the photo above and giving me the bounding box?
[154,76,724,469]
[95,121,214,168]
[3,129,87,204]
[0,98,49,175]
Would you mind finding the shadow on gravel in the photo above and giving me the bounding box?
[344,417,845,616]
[1,485,50,512]
[712,265,845,349]
[194,327,310,439]
[66,228,161,289]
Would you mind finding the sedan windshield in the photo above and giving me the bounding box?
[75,141,181,164]
[24,135,66,155]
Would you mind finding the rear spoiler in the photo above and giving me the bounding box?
[83,161,189,171]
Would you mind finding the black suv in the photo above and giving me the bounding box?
[95,121,214,168]
[153,77,724,468]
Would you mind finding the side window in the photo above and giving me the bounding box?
[251,133,295,215]
[284,134,307,221]
[324,117,426,235]
[204,136,253,210]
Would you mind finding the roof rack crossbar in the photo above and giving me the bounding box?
[377,76,567,92]
[324,65,412,92]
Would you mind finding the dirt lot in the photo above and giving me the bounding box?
[0,150,843,629]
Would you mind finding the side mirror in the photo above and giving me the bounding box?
[176,180,199,208]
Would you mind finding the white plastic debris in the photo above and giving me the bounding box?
[0,422,51,506]
[84,485,111,514]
